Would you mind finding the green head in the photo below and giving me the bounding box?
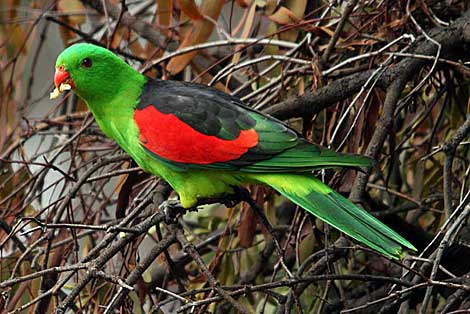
[53,43,145,115]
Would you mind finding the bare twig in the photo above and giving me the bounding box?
[175,227,253,314]
[321,0,359,64]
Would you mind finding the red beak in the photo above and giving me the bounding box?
[54,66,72,88]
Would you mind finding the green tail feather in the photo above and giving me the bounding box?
[243,141,375,173]
[253,174,416,259]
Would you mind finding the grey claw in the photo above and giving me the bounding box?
[160,200,184,224]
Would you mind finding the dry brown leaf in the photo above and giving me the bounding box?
[157,0,173,37]
[57,0,86,25]
[419,212,436,229]
[264,0,278,16]
[284,0,306,18]
[317,25,335,37]
[239,203,257,247]
[268,6,299,25]
[387,16,409,29]
[337,39,377,48]
[178,0,203,20]
[8,25,27,53]
[235,0,251,8]
[128,40,147,58]
[167,0,224,74]
[268,1,306,41]
[230,2,256,73]
[467,96,470,114]
[57,0,86,42]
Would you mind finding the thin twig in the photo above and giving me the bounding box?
[175,227,253,314]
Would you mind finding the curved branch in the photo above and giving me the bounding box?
[79,0,165,48]
[349,77,409,202]
[266,11,470,120]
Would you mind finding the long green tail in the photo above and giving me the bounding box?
[252,174,416,259]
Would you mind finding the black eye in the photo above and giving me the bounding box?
[81,57,92,68]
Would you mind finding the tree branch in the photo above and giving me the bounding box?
[266,11,470,120]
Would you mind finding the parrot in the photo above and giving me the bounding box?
[51,43,416,259]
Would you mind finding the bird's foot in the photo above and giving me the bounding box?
[221,192,243,208]
[230,186,252,204]
[159,200,187,224]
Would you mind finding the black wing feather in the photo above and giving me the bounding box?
[137,79,256,140]
[136,79,372,172]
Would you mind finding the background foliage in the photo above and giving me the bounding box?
[1,0,470,313]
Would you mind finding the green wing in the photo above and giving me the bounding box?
[137,79,373,172]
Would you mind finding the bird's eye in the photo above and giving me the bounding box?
[81,57,92,68]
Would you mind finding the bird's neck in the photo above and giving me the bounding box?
[82,66,146,119]
[83,68,146,146]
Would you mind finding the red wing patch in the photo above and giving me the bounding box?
[134,106,258,164]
